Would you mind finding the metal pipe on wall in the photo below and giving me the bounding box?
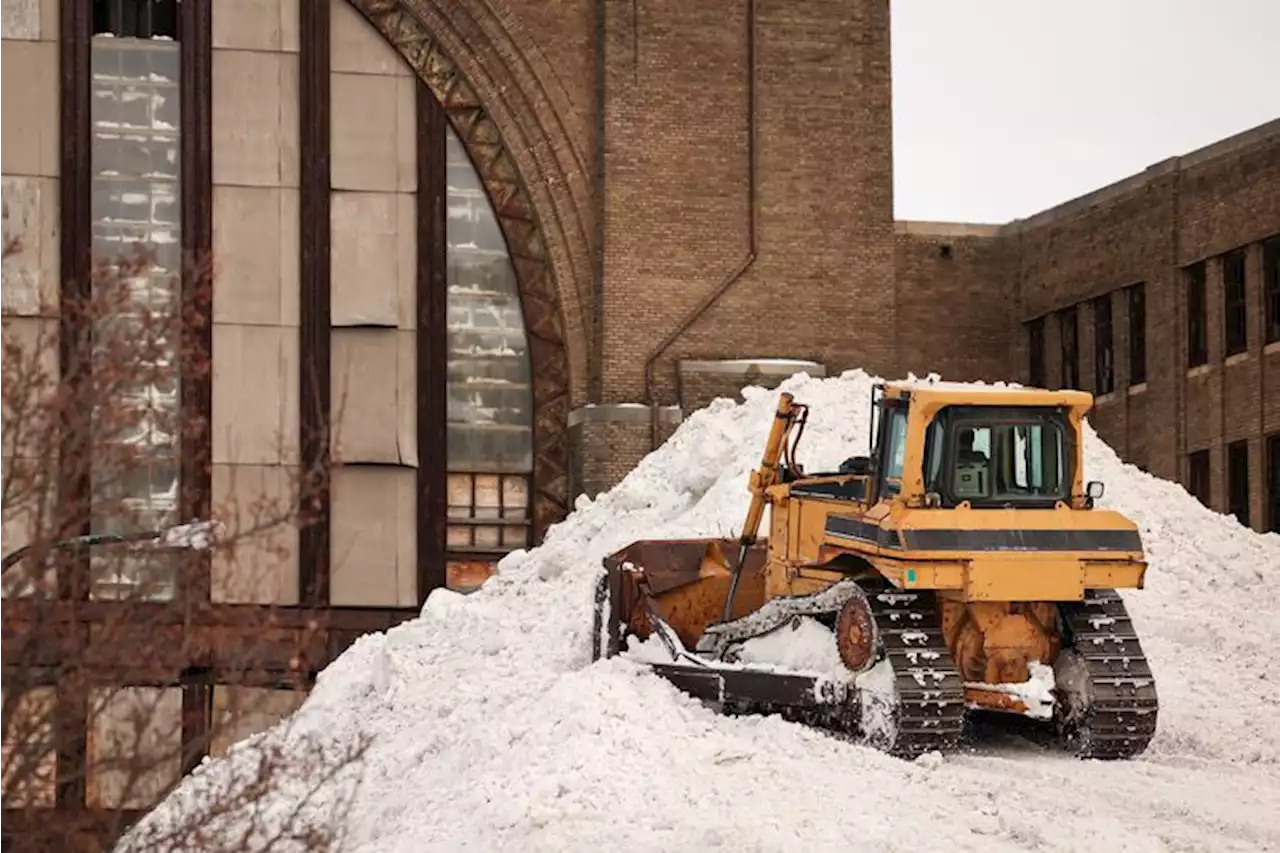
[642,0,761,449]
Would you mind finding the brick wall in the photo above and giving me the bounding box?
[893,223,1015,384]
[600,0,896,406]
[1005,122,1280,529]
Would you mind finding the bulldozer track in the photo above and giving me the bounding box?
[713,579,966,759]
[1056,588,1159,759]
[860,580,967,758]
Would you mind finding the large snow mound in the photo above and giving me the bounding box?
[124,370,1280,853]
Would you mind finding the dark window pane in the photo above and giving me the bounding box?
[1128,283,1146,385]
[1188,449,1211,508]
[1026,316,1045,387]
[1264,236,1280,345]
[1187,261,1207,367]
[1058,306,1078,389]
[1268,434,1280,533]
[1223,248,1247,356]
[1227,440,1250,527]
[1093,294,1113,395]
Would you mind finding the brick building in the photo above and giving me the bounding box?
[0,0,1276,844]
[895,121,1280,533]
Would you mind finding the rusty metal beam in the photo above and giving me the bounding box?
[298,0,333,606]
[3,602,418,675]
[177,0,214,604]
[1,807,146,853]
[416,81,449,602]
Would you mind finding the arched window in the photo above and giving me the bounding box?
[443,126,534,586]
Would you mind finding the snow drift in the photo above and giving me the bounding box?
[123,370,1280,853]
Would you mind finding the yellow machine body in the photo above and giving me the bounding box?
[604,380,1156,743]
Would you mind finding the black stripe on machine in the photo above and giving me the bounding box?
[825,515,902,549]
[824,516,1143,552]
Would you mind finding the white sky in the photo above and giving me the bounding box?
[890,0,1280,224]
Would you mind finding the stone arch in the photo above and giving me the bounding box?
[349,0,594,538]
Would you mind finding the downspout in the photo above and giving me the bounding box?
[592,0,607,404]
[642,0,760,449]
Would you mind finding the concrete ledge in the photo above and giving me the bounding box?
[678,358,827,378]
[1002,118,1280,234]
[894,220,1003,238]
[567,403,683,428]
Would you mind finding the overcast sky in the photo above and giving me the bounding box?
[890,0,1280,224]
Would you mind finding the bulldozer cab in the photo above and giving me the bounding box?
[842,381,1101,513]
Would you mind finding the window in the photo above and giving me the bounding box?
[1128,283,1146,385]
[1223,248,1247,356]
[1265,236,1280,345]
[94,0,178,38]
[1227,440,1250,527]
[1187,449,1211,507]
[925,406,1069,508]
[879,408,908,496]
[1027,316,1046,387]
[88,1,184,601]
[1059,306,1079,389]
[1187,261,1208,367]
[1093,294,1114,395]
[445,127,534,560]
[1268,434,1280,533]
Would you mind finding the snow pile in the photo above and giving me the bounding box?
[122,370,1280,853]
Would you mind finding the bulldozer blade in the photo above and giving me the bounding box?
[602,538,770,655]
[650,662,852,710]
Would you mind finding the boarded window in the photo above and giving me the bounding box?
[1,688,56,808]
[87,687,183,810]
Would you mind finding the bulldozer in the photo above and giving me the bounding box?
[593,379,1158,759]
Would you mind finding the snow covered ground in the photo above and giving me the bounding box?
[125,370,1280,853]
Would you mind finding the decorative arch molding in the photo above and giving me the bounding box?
[349,0,590,539]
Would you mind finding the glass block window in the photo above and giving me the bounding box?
[446,472,530,553]
[444,125,533,559]
[88,21,182,601]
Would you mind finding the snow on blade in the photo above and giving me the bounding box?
[122,369,1280,853]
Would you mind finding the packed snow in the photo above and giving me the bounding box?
[123,369,1280,853]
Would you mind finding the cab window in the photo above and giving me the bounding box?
[880,409,908,495]
[951,421,1065,503]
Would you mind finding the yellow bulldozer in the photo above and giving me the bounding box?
[593,379,1158,759]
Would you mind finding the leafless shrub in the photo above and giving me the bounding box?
[2,237,359,852]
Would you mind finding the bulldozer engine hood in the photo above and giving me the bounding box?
[815,506,1147,601]
[823,506,1144,557]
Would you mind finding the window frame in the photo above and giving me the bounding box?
[926,405,1075,510]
